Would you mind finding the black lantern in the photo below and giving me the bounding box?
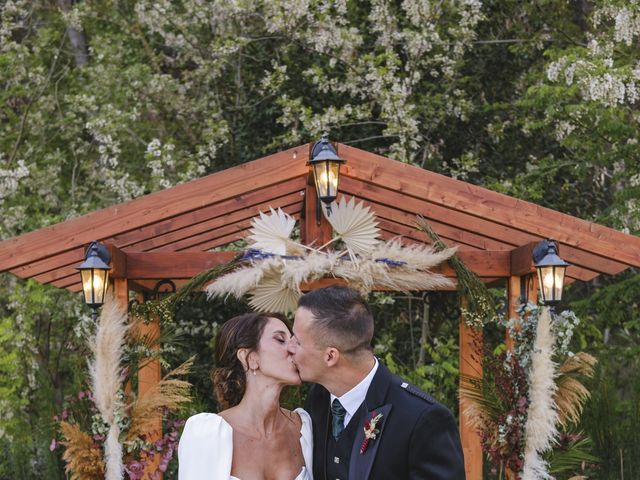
[77,241,111,319]
[532,239,569,306]
[308,136,345,215]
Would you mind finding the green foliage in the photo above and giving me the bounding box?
[579,362,640,479]
[371,292,460,413]
[547,433,599,477]
[0,280,87,479]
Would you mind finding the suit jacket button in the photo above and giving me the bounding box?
[334,456,340,463]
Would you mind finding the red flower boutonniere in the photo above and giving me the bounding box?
[359,412,384,454]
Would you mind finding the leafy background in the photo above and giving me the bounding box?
[1,1,639,478]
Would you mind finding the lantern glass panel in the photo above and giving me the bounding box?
[313,161,341,201]
[81,268,109,306]
[537,265,566,304]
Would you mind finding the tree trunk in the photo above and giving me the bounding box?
[57,0,89,68]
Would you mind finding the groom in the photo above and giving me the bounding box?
[288,285,465,480]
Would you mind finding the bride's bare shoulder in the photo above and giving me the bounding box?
[281,408,303,430]
[217,407,238,425]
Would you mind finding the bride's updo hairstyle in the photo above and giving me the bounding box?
[212,312,287,410]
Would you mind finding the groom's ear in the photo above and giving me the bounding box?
[325,347,340,367]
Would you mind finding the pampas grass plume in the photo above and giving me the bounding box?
[59,421,105,480]
[88,295,128,424]
[522,307,559,480]
[88,295,128,480]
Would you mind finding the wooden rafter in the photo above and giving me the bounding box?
[339,145,640,268]
[0,145,308,272]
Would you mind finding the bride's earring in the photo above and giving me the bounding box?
[252,368,257,376]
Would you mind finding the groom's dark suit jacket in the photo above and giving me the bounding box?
[305,362,465,479]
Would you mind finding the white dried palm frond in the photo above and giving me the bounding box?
[280,251,341,290]
[248,272,300,313]
[206,258,282,299]
[522,307,558,480]
[325,197,380,258]
[372,239,457,270]
[248,207,296,255]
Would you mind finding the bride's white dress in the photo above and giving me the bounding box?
[178,408,313,480]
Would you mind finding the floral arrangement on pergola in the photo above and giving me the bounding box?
[38,199,599,480]
[207,197,457,312]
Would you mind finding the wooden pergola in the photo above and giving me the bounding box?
[1,143,639,479]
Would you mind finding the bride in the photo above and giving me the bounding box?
[178,312,313,480]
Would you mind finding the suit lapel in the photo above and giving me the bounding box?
[349,403,393,479]
[348,362,394,480]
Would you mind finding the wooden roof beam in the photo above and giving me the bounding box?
[0,145,309,271]
[340,177,626,277]
[339,144,640,267]
[122,250,511,279]
[111,176,306,251]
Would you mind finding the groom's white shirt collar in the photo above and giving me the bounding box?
[330,357,379,428]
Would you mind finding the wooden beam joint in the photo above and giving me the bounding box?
[510,242,538,277]
[106,243,127,278]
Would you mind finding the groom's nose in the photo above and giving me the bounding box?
[287,338,298,354]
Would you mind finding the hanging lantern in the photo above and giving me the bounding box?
[77,241,111,315]
[308,136,345,212]
[532,239,569,306]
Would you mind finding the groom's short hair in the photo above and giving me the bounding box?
[298,285,374,354]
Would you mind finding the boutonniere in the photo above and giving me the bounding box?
[359,412,384,454]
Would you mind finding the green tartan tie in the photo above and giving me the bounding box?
[331,398,346,439]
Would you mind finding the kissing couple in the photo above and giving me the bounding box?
[178,285,465,479]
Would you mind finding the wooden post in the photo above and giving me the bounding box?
[134,292,163,478]
[527,274,538,306]
[459,298,483,480]
[113,277,129,319]
[300,174,333,247]
[506,276,521,351]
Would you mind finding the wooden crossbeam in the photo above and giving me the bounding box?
[116,249,510,279]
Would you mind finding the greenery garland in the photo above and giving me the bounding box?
[415,216,498,328]
[130,255,242,325]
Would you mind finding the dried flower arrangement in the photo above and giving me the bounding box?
[206,198,457,313]
[461,304,597,479]
[51,296,193,480]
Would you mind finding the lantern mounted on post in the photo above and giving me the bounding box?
[77,241,111,321]
[532,239,569,307]
[308,136,345,217]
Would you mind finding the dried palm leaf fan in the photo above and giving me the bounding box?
[248,207,297,255]
[324,197,380,261]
